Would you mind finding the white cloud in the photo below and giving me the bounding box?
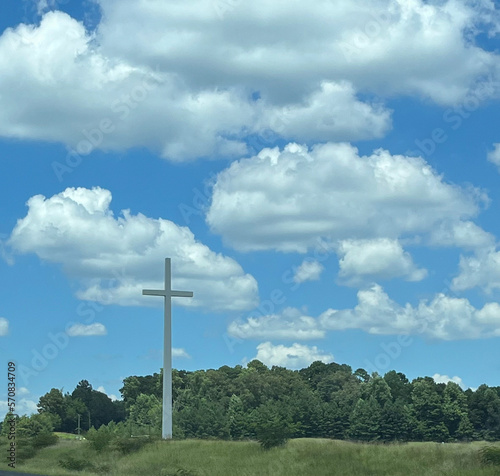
[337,238,427,285]
[36,0,55,15]
[0,12,390,162]
[0,1,498,158]
[293,259,324,284]
[319,284,500,340]
[141,347,191,360]
[18,387,30,396]
[8,187,258,312]
[97,0,500,105]
[67,323,107,337]
[207,142,486,252]
[228,307,325,340]
[172,348,191,359]
[452,247,500,292]
[429,220,495,250]
[0,318,8,336]
[487,143,500,169]
[253,342,334,369]
[432,373,465,389]
[257,81,391,142]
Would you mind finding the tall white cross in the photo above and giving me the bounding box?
[142,258,193,439]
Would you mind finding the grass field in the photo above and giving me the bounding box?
[2,437,500,476]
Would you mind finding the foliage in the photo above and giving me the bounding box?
[27,360,500,445]
[112,435,151,454]
[480,445,500,466]
[32,432,58,449]
[8,438,500,476]
[58,454,92,471]
[86,424,115,452]
[251,401,294,449]
[15,438,37,463]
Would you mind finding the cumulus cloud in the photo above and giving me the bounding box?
[429,220,495,250]
[319,284,500,340]
[8,187,258,312]
[141,348,191,360]
[487,143,500,170]
[0,12,390,162]
[207,142,487,252]
[293,259,324,284]
[18,387,30,396]
[432,373,465,389]
[0,1,498,158]
[452,247,500,292]
[228,307,325,340]
[337,238,427,285]
[0,318,9,336]
[253,342,334,369]
[67,323,107,337]
[228,284,500,341]
[172,348,191,359]
[97,0,500,105]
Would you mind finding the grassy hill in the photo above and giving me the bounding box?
[2,437,500,476]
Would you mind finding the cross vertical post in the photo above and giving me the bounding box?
[142,258,193,439]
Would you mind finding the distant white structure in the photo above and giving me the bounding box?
[142,258,193,439]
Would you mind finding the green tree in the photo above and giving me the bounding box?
[348,397,382,441]
[129,393,162,432]
[384,371,411,403]
[16,413,54,438]
[250,400,295,449]
[227,394,249,439]
[411,379,449,441]
[443,382,473,440]
[468,385,500,440]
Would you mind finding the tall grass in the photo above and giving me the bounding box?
[2,437,500,476]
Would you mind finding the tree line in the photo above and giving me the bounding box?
[3,360,500,442]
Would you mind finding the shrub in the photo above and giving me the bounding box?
[58,455,92,471]
[251,402,293,450]
[32,432,58,449]
[112,436,149,454]
[16,438,37,463]
[480,445,500,466]
[86,425,115,452]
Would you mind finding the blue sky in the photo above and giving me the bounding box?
[2,0,500,417]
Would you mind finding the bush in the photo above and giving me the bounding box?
[32,432,58,449]
[112,436,149,454]
[480,445,500,466]
[16,439,37,463]
[58,455,92,471]
[86,425,115,452]
[251,402,293,450]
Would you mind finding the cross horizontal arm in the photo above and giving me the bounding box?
[171,290,194,298]
[143,289,167,296]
